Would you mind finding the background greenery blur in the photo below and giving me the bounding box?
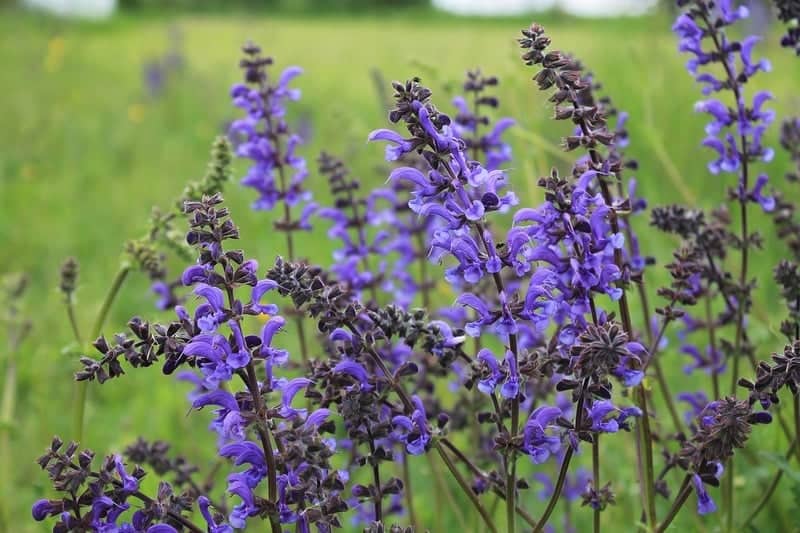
[1,0,799,531]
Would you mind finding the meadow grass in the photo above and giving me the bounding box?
[1,5,799,531]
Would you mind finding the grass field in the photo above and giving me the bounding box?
[1,5,800,531]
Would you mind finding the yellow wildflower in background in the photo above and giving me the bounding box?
[127,103,145,124]
[44,36,65,73]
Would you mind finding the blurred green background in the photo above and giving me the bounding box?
[1,1,799,531]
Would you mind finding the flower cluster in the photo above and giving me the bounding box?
[229,42,316,235]
[451,69,515,170]
[33,437,208,532]
[673,0,775,209]
[317,152,389,303]
[677,397,770,514]
[775,0,800,55]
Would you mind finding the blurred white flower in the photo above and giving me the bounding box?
[433,0,658,17]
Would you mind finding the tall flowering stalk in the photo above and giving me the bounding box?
[230,43,316,364]
[451,69,515,170]
[318,152,389,305]
[70,194,353,533]
[370,64,646,530]
[672,1,776,526]
[517,23,660,529]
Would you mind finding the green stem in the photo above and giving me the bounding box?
[655,474,692,533]
[0,323,29,530]
[533,447,575,533]
[533,379,589,532]
[637,386,657,530]
[401,456,420,532]
[89,267,130,340]
[593,435,600,533]
[740,436,797,528]
[72,266,130,443]
[440,437,537,528]
[434,441,498,533]
[426,452,469,532]
[66,301,83,345]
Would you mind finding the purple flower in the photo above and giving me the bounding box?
[333,360,373,391]
[522,406,563,463]
[114,457,140,493]
[476,348,502,395]
[198,496,234,533]
[674,1,775,211]
[250,280,279,314]
[392,396,431,455]
[500,350,520,399]
[230,44,315,230]
[32,500,61,521]
[692,474,717,515]
[279,377,312,419]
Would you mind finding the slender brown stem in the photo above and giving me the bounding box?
[533,446,575,533]
[342,175,380,305]
[415,233,431,309]
[267,112,309,366]
[228,280,281,533]
[241,365,282,533]
[635,385,657,530]
[473,222,519,533]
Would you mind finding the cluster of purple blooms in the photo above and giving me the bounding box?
[32,2,800,532]
[229,42,316,233]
